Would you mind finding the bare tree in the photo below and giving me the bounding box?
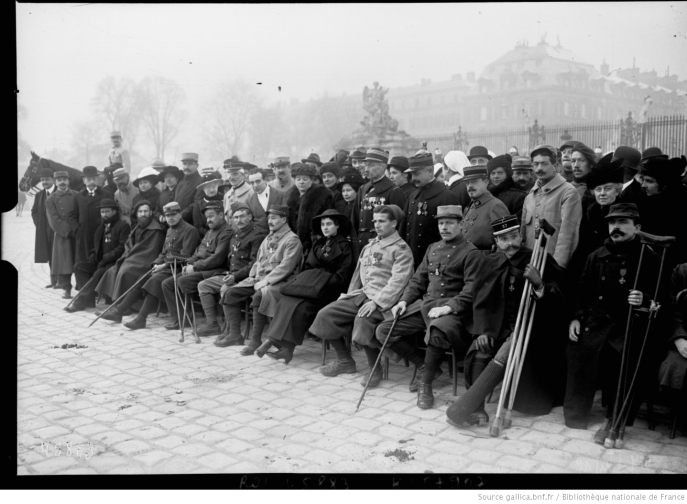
[136,76,187,160]
[91,76,141,153]
[70,119,108,167]
[249,104,287,166]
[203,79,261,159]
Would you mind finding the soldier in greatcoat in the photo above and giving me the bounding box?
[400,152,460,266]
[31,168,57,288]
[351,148,406,249]
[75,166,114,265]
[46,171,80,298]
[377,205,482,408]
[310,205,414,388]
[461,165,510,251]
[66,199,131,312]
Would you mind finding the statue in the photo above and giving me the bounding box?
[361,81,396,133]
[638,95,652,123]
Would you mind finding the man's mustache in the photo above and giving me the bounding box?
[610,228,626,236]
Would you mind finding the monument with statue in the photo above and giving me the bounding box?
[334,82,420,155]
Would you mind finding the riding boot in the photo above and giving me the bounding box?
[360,345,383,388]
[214,304,244,347]
[320,337,357,376]
[388,339,425,392]
[423,344,445,385]
[446,360,505,426]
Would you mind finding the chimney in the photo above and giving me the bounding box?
[467,72,475,82]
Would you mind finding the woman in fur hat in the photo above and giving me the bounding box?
[255,210,356,363]
[285,163,335,254]
[320,162,347,214]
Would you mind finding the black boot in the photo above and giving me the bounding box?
[267,341,294,364]
[388,339,426,392]
[255,340,275,358]
[123,295,157,331]
[320,338,356,376]
[100,306,123,323]
[417,383,434,409]
[446,360,505,426]
[240,307,268,356]
[215,304,244,346]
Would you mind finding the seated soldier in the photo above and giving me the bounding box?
[376,205,483,409]
[217,204,302,354]
[66,199,131,312]
[446,215,567,427]
[310,205,414,387]
[160,200,232,331]
[101,201,200,328]
[197,203,267,339]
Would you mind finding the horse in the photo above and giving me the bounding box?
[16,190,27,217]
[19,151,84,196]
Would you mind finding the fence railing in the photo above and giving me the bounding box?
[425,115,687,158]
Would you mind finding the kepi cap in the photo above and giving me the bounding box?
[110,131,122,138]
[162,202,182,215]
[201,201,223,215]
[511,156,533,170]
[435,205,463,220]
[604,203,640,221]
[181,153,199,162]
[491,215,520,236]
[267,204,289,218]
[405,152,434,173]
[54,171,69,179]
[462,165,489,180]
[365,147,389,164]
[273,156,291,166]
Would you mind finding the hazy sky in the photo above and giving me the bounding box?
[17,2,687,156]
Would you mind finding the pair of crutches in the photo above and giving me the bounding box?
[490,219,556,438]
[168,255,200,344]
[603,231,674,449]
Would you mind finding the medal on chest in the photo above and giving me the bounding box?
[323,240,332,257]
[619,269,627,285]
[509,275,516,292]
[417,201,427,216]
[267,239,278,255]
[367,251,383,266]
[434,263,441,276]
[232,241,240,253]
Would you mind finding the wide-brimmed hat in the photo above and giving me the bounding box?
[81,166,100,178]
[612,146,641,171]
[98,198,119,210]
[467,146,492,161]
[133,166,162,188]
[302,153,323,167]
[435,205,463,220]
[605,203,640,220]
[336,169,366,193]
[487,154,513,177]
[197,177,225,192]
[587,153,625,190]
[311,209,352,237]
[491,215,519,236]
[291,163,318,178]
[159,165,185,181]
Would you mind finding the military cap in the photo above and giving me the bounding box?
[54,171,69,179]
[405,152,434,173]
[302,153,323,167]
[291,163,318,178]
[586,153,625,190]
[223,160,244,170]
[511,156,533,171]
[163,201,182,214]
[112,168,129,180]
[641,147,668,163]
[181,153,199,162]
[462,165,489,181]
[467,146,493,161]
[159,165,184,181]
[273,156,291,166]
[604,203,640,220]
[201,201,224,215]
[98,198,119,210]
[81,166,100,178]
[311,209,352,237]
[491,215,519,236]
[612,146,642,171]
[349,148,367,160]
[267,204,289,218]
[435,205,463,220]
[559,140,578,151]
[336,169,366,192]
[110,130,122,138]
[319,162,340,178]
[388,156,409,171]
[365,147,389,165]
[39,168,55,178]
[230,202,251,215]
[133,167,163,188]
[530,144,558,161]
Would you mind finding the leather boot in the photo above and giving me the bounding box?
[240,307,268,356]
[123,314,147,330]
[593,419,613,445]
[417,383,434,409]
[360,345,383,388]
[100,307,123,323]
[446,360,505,426]
[255,340,274,358]
[320,337,356,376]
[409,365,444,393]
[197,321,222,337]
[267,341,293,364]
[215,304,243,343]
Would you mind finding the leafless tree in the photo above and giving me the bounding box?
[249,104,288,166]
[136,76,187,160]
[70,119,107,167]
[91,76,141,153]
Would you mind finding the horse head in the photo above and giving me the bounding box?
[19,151,43,194]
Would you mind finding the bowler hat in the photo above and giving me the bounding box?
[159,165,185,181]
[462,165,489,181]
[511,156,533,171]
[267,204,289,218]
[302,153,323,167]
[133,166,163,188]
[604,203,640,221]
[81,166,100,178]
[586,153,625,190]
[491,215,519,236]
[291,163,318,178]
[201,201,223,215]
[336,169,365,193]
[467,146,492,161]
[54,171,69,179]
[613,146,641,171]
[163,201,182,214]
[98,198,119,210]
[39,168,54,178]
[405,152,434,173]
[365,147,389,165]
[530,144,558,161]
[641,147,668,163]
[181,153,199,162]
[435,205,463,220]
[487,154,513,178]
[319,162,340,178]
[388,156,409,171]
[311,209,352,237]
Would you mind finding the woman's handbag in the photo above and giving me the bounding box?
[279,268,332,300]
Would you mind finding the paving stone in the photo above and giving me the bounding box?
[31,426,71,440]
[533,447,575,467]
[216,438,255,453]
[196,452,238,470]
[112,439,151,455]
[520,430,568,449]
[643,454,687,473]
[133,450,175,467]
[171,443,214,458]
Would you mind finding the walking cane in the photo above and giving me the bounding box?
[490,227,545,437]
[607,232,674,449]
[355,312,401,412]
[65,274,99,310]
[88,269,152,327]
[503,220,556,430]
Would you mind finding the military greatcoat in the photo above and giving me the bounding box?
[461,191,510,251]
[45,189,80,275]
[352,176,406,249]
[32,186,56,263]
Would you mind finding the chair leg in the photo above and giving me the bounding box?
[452,350,457,397]
[647,399,655,431]
[243,299,251,341]
[670,406,678,440]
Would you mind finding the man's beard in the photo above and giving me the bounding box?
[103,213,119,224]
[138,216,152,229]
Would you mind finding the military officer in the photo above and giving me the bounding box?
[461,165,510,251]
[108,131,131,172]
[352,147,406,249]
[376,205,483,408]
[311,205,414,387]
[269,157,295,192]
[46,171,80,298]
[222,161,254,216]
[400,152,460,266]
[198,203,267,338]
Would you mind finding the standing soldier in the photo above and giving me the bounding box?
[400,152,460,266]
[511,156,535,194]
[174,153,203,223]
[269,157,295,192]
[352,148,406,249]
[113,167,139,226]
[75,166,114,267]
[45,171,80,299]
[108,131,131,172]
[31,168,57,288]
[461,165,510,251]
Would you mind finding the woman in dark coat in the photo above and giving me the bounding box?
[336,169,365,262]
[320,162,347,213]
[255,210,356,363]
[285,163,335,254]
[487,154,527,222]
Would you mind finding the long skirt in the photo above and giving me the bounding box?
[263,296,321,346]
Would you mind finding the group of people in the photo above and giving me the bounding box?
[28,134,687,445]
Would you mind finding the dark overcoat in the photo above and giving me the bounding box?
[174,171,203,223]
[75,186,114,264]
[224,223,267,282]
[186,220,233,279]
[286,184,334,254]
[191,194,225,238]
[658,263,687,393]
[489,177,527,223]
[448,178,471,210]
[95,220,166,300]
[400,179,460,266]
[46,189,80,275]
[31,187,55,263]
[352,176,406,249]
[92,217,131,267]
[155,186,177,222]
[133,187,161,224]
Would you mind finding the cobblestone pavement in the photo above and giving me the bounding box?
[7,210,686,475]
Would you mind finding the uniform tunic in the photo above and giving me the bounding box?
[352,176,406,249]
[222,182,254,217]
[46,189,80,276]
[269,176,295,193]
[400,178,460,266]
[192,194,225,238]
[74,217,131,293]
[114,182,139,226]
[108,146,131,172]
[461,192,510,251]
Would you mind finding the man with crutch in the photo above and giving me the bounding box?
[445,215,567,428]
[564,203,666,446]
